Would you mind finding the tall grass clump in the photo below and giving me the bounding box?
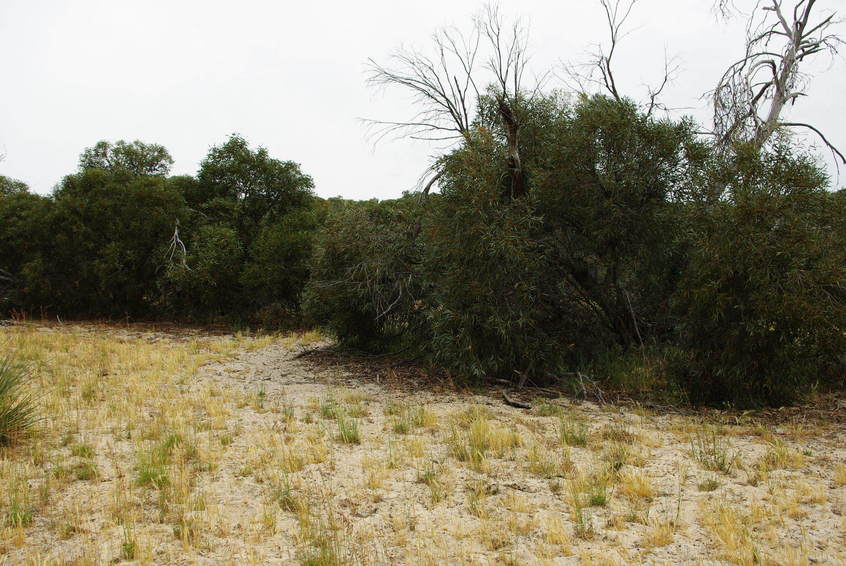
[0,354,37,445]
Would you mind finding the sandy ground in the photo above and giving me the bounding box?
[1,325,845,565]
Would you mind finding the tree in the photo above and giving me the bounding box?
[304,197,427,349]
[367,5,535,199]
[0,191,53,313]
[43,167,187,317]
[712,0,844,163]
[674,143,846,405]
[79,140,174,176]
[196,134,314,240]
[562,0,678,118]
[0,176,29,196]
[156,223,245,318]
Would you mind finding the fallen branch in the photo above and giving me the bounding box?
[502,390,532,409]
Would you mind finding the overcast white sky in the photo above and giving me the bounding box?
[1,0,844,199]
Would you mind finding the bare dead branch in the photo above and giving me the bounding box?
[164,219,190,270]
[780,121,846,164]
[365,3,535,199]
[562,0,677,117]
[711,0,844,153]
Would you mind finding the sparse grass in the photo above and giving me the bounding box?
[417,461,449,505]
[760,438,804,471]
[320,397,340,420]
[539,510,572,551]
[70,460,97,481]
[700,500,759,566]
[559,418,588,447]
[603,441,644,471]
[465,478,496,518]
[389,402,437,434]
[271,473,302,512]
[535,402,566,417]
[600,421,638,443]
[526,442,569,478]
[70,443,95,459]
[335,413,360,444]
[689,428,738,474]
[698,477,721,492]
[643,516,675,548]
[617,468,654,501]
[1,324,844,565]
[136,432,196,487]
[447,410,522,472]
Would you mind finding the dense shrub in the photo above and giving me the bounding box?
[304,96,846,406]
[303,197,427,350]
[673,144,846,405]
[241,207,323,314]
[43,169,187,317]
[534,96,708,350]
[0,137,321,326]
[156,223,245,318]
[0,187,53,312]
[2,110,845,407]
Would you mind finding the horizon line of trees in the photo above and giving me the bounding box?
[2,0,845,409]
[1,135,330,327]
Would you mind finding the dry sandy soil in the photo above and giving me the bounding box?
[1,323,845,565]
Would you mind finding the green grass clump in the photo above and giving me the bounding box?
[559,418,588,447]
[389,402,428,434]
[71,443,95,458]
[0,355,37,446]
[71,460,98,481]
[135,432,196,487]
[689,429,738,474]
[335,414,360,444]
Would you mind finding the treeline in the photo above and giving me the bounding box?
[304,94,846,407]
[0,135,324,326]
[2,96,846,407]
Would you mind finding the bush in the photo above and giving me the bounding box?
[422,145,564,383]
[0,355,36,446]
[156,223,245,318]
[673,144,846,406]
[240,207,321,317]
[303,197,427,351]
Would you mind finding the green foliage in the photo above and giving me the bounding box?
[79,140,173,176]
[303,94,845,407]
[2,99,844,409]
[0,355,36,446]
[303,197,426,350]
[688,429,738,474]
[0,175,29,196]
[196,134,314,242]
[423,174,557,382]
[241,207,321,317]
[0,190,53,311]
[673,143,846,405]
[157,223,245,317]
[1,136,320,326]
[41,168,187,317]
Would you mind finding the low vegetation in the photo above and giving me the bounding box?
[0,355,36,446]
[0,324,844,565]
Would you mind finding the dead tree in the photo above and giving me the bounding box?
[712,0,845,163]
[480,4,531,199]
[366,5,532,199]
[563,0,678,118]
